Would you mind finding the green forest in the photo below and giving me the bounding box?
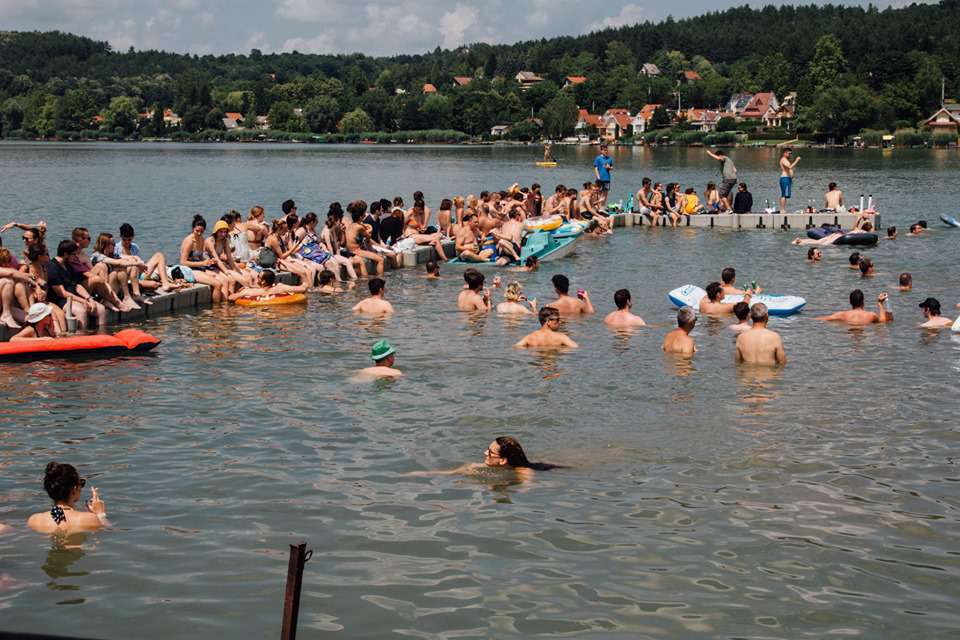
[0,1,957,143]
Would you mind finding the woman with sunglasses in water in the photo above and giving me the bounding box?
[27,461,107,534]
[411,437,563,482]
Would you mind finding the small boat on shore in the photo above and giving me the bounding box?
[449,228,581,267]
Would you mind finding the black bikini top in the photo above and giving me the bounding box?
[51,505,66,525]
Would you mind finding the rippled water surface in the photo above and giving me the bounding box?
[1,143,959,638]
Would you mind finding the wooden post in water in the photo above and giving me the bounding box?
[280,542,312,640]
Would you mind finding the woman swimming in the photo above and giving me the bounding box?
[27,461,107,534]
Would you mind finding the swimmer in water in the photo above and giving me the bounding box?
[424,260,440,279]
[496,281,537,315]
[410,436,563,482]
[515,306,578,348]
[720,267,760,295]
[700,281,750,315]
[27,461,107,534]
[352,277,394,315]
[663,306,697,355]
[807,247,822,261]
[918,298,953,328]
[355,339,402,379]
[603,288,646,328]
[735,303,786,365]
[729,301,750,333]
[817,289,893,325]
[899,272,912,292]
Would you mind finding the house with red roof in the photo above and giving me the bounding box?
[452,76,472,88]
[603,108,632,140]
[741,92,779,120]
[631,104,661,134]
[563,76,587,90]
[762,92,795,129]
[681,70,702,83]
[686,109,724,132]
[422,83,438,94]
[921,102,960,137]
[575,108,604,139]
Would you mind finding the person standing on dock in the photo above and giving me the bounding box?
[706,149,737,212]
[593,145,613,207]
[778,148,801,213]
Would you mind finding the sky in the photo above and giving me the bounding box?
[0,0,929,57]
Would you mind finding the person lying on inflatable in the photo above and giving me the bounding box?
[227,269,308,302]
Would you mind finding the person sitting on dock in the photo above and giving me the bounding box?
[455,214,494,263]
[663,306,697,355]
[402,198,448,263]
[735,303,786,366]
[817,289,893,325]
[356,339,403,379]
[636,178,658,225]
[824,182,844,211]
[69,227,134,312]
[548,274,594,316]
[729,301,751,333]
[704,182,720,213]
[346,201,387,276]
[496,281,536,315]
[228,269,308,302]
[0,248,41,329]
[27,461,107,534]
[720,267,760,295]
[458,269,491,312]
[603,288,646,329]
[542,185,566,216]
[918,298,953,328]
[681,187,704,215]
[898,273,912,291]
[9,302,56,341]
[515,306,578,348]
[700,281,750,315]
[732,182,753,214]
[352,277,394,315]
[116,223,176,292]
[47,239,107,330]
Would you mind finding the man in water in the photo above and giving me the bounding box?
[909,223,924,236]
[700,281,751,314]
[548,274,594,316]
[706,149,737,211]
[720,267,760,295]
[886,226,897,240]
[228,269,308,301]
[457,268,491,312]
[356,339,403,379]
[899,273,912,291]
[513,256,539,272]
[807,247,822,261]
[778,148,801,213]
[424,260,439,279]
[918,298,953,328]
[352,277,394,315]
[848,252,862,270]
[817,289,893,325]
[735,303,787,365]
[732,182,753,214]
[663,306,697,355]
[729,301,751,333]
[858,257,875,277]
[515,306,578,348]
[824,182,844,211]
[792,231,844,246]
[455,213,494,263]
[593,145,613,206]
[604,289,646,328]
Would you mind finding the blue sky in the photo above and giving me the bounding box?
[0,0,927,57]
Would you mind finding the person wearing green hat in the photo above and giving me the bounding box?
[356,339,402,379]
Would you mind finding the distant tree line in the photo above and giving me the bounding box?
[0,1,957,141]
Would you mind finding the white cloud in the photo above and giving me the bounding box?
[276,0,342,21]
[168,0,197,8]
[281,33,336,54]
[528,0,551,27]
[198,11,214,26]
[586,3,646,32]
[245,31,271,52]
[439,3,477,49]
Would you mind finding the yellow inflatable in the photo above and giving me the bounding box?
[522,215,563,232]
[235,293,307,307]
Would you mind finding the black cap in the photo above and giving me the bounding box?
[919,297,941,313]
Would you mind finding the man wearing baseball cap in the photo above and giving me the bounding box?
[918,298,953,328]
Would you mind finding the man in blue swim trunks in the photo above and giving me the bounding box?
[593,145,613,207]
[778,147,801,213]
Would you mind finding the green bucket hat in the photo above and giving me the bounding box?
[371,339,396,362]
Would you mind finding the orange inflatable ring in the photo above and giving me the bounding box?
[0,331,161,361]
[235,293,307,307]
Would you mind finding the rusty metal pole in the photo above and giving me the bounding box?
[280,542,312,640]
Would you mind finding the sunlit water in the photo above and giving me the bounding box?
[1,143,959,638]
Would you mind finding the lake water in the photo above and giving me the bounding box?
[1,143,959,639]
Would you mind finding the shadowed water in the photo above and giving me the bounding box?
[0,143,959,639]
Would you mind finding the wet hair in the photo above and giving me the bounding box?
[119,223,135,238]
[552,274,570,294]
[71,227,89,242]
[858,257,873,275]
[848,252,861,266]
[828,182,837,190]
[538,306,559,325]
[281,199,296,214]
[464,269,484,291]
[613,288,631,309]
[27,243,47,262]
[861,222,873,232]
[260,269,276,286]
[440,198,452,210]
[524,256,538,268]
[705,281,723,302]
[887,226,896,238]
[733,301,750,321]
[43,461,81,502]
[57,239,78,257]
[782,147,793,155]
[677,306,696,328]
[317,270,335,286]
[750,302,769,323]
[849,289,865,308]
[899,272,912,286]
[493,436,558,471]
[721,267,735,284]
[807,247,817,259]
[192,214,207,230]
[910,223,921,233]
[368,277,385,295]
[93,232,114,255]
[347,200,367,222]
[425,260,438,275]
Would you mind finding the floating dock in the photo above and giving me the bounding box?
[0,211,877,343]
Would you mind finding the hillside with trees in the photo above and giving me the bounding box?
[0,1,957,142]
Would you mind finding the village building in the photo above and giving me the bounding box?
[422,83,438,94]
[515,71,544,91]
[562,76,587,90]
[574,108,605,139]
[602,108,632,140]
[490,124,510,137]
[740,92,779,121]
[640,63,661,77]
[921,102,960,137]
[452,76,472,88]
